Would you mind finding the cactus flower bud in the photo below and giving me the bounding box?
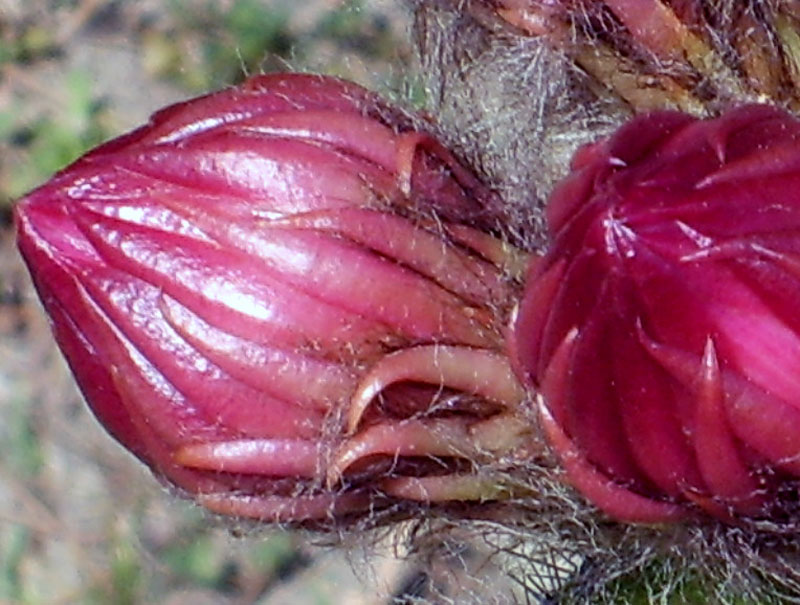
[512,104,800,524]
[15,73,531,525]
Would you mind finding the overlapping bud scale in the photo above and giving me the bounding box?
[513,104,800,523]
[15,74,532,524]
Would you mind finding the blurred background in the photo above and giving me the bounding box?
[0,2,447,603]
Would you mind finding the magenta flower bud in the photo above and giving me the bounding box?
[16,73,530,524]
[512,104,800,524]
